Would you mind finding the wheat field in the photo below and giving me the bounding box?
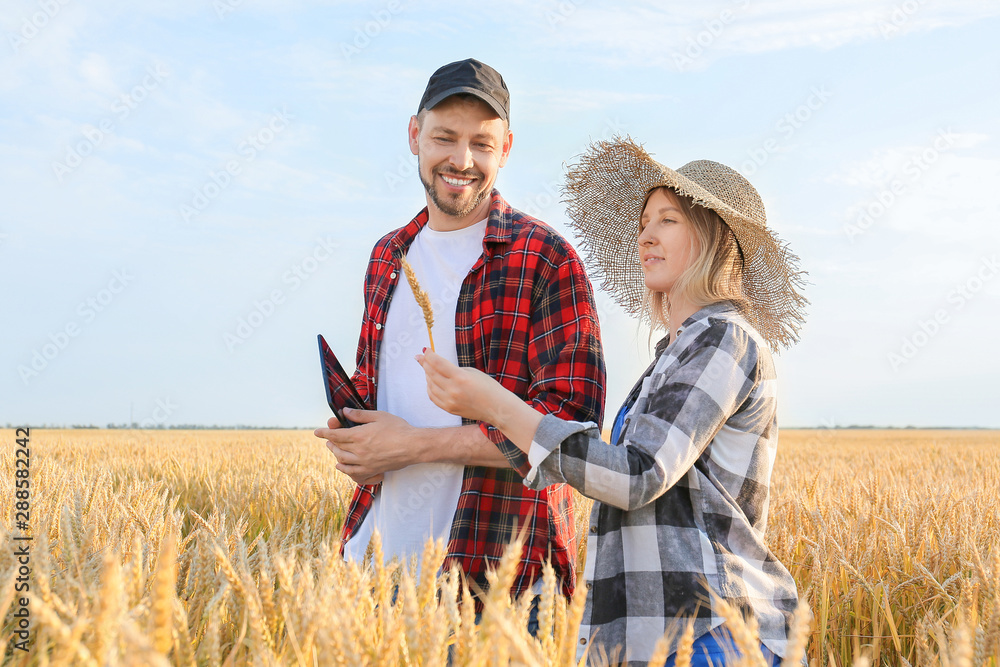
[1,428,998,666]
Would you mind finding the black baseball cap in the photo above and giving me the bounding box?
[417,58,509,122]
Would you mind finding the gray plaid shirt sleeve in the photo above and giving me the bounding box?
[525,320,758,510]
[520,304,799,664]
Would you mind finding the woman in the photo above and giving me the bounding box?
[414,137,807,666]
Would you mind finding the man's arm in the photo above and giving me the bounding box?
[480,244,607,475]
[316,408,509,485]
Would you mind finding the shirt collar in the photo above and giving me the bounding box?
[655,300,740,356]
[677,300,739,337]
[389,189,511,255]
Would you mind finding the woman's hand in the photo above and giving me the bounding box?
[416,349,507,424]
[417,349,545,457]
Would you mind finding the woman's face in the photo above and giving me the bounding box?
[638,188,699,295]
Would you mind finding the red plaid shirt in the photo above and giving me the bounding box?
[339,189,606,601]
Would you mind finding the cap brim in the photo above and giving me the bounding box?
[422,86,508,121]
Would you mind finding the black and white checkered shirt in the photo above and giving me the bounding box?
[524,301,798,665]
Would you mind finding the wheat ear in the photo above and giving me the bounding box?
[151,526,177,656]
[400,255,435,352]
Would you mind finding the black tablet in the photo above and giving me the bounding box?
[317,334,367,428]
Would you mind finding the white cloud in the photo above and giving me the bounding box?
[519,87,672,118]
[527,0,1000,69]
[78,53,118,97]
[832,133,999,246]
[832,131,989,189]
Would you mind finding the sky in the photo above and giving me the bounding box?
[2,1,999,429]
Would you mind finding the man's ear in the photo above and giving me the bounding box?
[408,115,420,156]
[498,129,513,168]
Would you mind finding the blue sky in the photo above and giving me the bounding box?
[2,1,998,429]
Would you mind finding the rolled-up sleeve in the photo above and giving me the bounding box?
[523,321,760,511]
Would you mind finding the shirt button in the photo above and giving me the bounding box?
[390,272,397,279]
[590,525,597,534]
[586,582,592,590]
[375,323,382,331]
[579,638,587,645]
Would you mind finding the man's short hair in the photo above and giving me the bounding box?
[415,93,510,133]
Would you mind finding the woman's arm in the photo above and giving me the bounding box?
[416,350,543,453]
[417,320,760,510]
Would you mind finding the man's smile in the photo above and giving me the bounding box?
[439,173,477,189]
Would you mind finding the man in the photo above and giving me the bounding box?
[315,58,605,605]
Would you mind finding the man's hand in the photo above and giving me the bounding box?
[314,409,419,485]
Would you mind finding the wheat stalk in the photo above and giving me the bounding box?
[11,428,1000,665]
[781,598,813,667]
[150,526,176,656]
[93,551,123,664]
[673,621,695,667]
[537,559,557,657]
[400,255,435,352]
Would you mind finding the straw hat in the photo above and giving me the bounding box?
[563,136,807,351]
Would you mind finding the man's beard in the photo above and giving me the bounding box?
[418,159,490,218]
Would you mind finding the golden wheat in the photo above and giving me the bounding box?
[399,255,436,352]
[1,429,998,666]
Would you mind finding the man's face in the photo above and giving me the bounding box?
[408,96,512,221]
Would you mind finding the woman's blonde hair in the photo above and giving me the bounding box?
[641,187,748,333]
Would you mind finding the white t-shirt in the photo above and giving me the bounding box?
[345,218,488,566]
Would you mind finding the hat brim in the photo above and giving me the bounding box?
[563,137,807,351]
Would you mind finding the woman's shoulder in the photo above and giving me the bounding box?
[675,301,775,370]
